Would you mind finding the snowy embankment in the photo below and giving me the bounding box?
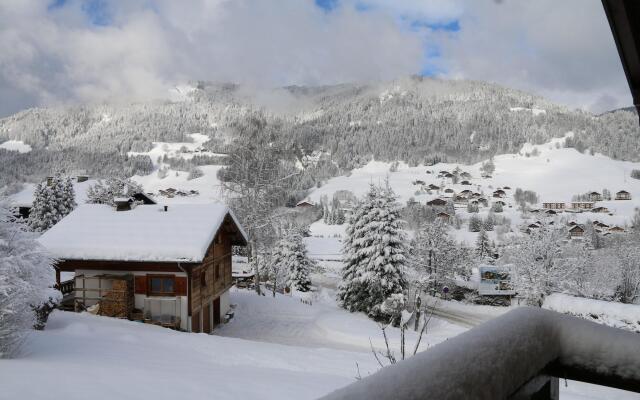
[543,293,640,333]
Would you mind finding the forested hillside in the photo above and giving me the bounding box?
[1,77,638,188]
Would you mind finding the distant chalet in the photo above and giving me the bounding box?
[616,190,632,200]
[39,203,247,333]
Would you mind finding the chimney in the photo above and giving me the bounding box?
[163,205,168,212]
[114,198,132,211]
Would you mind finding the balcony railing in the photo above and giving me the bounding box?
[319,307,640,400]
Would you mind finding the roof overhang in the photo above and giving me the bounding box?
[602,0,640,120]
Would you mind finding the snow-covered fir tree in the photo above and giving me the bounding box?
[0,204,58,358]
[271,230,314,292]
[86,178,143,206]
[468,214,482,232]
[338,183,407,321]
[476,228,493,261]
[27,175,76,232]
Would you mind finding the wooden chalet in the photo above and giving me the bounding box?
[609,226,625,233]
[39,203,248,333]
[426,198,447,207]
[460,172,472,179]
[591,206,610,214]
[492,189,506,198]
[570,201,595,211]
[460,189,473,196]
[588,192,603,202]
[428,184,441,190]
[543,202,566,210]
[568,225,585,239]
[460,180,472,186]
[296,199,315,208]
[436,212,451,222]
[616,190,632,200]
[545,209,558,215]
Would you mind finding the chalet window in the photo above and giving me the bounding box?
[147,275,175,296]
[215,263,221,279]
[201,269,207,287]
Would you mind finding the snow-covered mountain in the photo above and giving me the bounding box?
[1,77,639,190]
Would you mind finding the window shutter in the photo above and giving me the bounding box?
[175,277,187,296]
[134,276,147,294]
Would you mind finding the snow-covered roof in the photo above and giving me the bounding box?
[38,203,247,262]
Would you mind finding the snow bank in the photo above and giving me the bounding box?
[544,293,640,332]
[38,203,246,262]
[320,307,640,400]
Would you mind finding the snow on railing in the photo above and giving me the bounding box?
[319,307,640,400]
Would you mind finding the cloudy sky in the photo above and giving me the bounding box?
[0,0,632,117]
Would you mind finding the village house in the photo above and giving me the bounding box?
[503,186,511,190]
[460,180,472,186]
[591,206,610,213]
[570,201,595,211]
[543,202,566,210]
[295,199,315,208]
[493,200,507,207]
[39,203,248,333]
[426,198,448,207]
[588,191,603,202]
[615,190,632,200]
[609,226,625,233]
[568,225,585,239]
[459,189,473,196]
[492,189,506,198]
[436,212,451,222]
[428,184,440,190]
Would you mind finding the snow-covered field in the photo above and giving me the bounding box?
[0,139,31,153]
[1,289,637,400]
[306,133,640,245]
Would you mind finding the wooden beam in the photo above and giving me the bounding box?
[603,0,640,118]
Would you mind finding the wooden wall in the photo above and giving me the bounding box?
[190,230,233,333]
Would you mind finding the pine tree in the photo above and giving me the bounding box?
[86,178,142,206]
[27,183,59,232]
[271,231,314,292]
[1,204,58,358]
[468,214,482,232]
[338,183,407,321]
[476,229,492,260]
[60,177,77,215]
[27,175,76,232]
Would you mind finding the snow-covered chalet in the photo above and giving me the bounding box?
[39,203,248,333]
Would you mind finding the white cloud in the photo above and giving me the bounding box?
[432,0,632,113]
[0,0,424,116]
[0,0,633,116]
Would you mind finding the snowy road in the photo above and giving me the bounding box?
[426,305,495,328]
[216,289,466,354]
